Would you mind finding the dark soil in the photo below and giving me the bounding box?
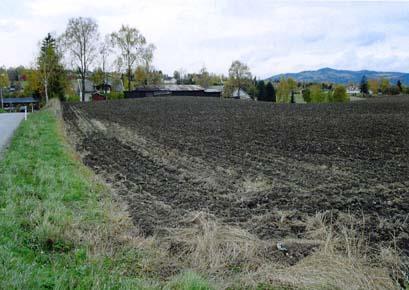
[62,96,409,255]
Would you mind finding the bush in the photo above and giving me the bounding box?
[333,85,349,103]
[302,88,311,103]
[107,92,124,100]
[65,95,80,102]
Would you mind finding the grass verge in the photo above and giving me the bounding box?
[0,103,214,289]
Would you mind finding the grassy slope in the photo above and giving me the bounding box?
[0,108,213,289]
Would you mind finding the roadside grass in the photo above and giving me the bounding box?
[0,105,214,289]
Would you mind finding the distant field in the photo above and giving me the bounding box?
[63,96,409,287]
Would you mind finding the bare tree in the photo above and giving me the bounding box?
[111,25,154,91]
[61,17,99,102]
[99,34,112,86]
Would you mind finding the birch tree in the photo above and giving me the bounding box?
[62,17,99,101]
[111,25,155,91]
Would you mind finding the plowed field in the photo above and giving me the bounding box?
[63,96,409,257]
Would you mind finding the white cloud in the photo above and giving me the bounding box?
[1,0,409,77]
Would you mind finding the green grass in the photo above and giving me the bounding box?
[0,109,165,289]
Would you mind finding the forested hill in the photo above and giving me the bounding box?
[267,67,409,84]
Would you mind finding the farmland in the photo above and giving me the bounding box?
[63,96,409,286]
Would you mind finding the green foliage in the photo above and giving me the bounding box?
[0,109,157,289]
[23,69,42,98]
[303,88,312,103]
[397,80,403,92]
[107,91,124,100]
[111,25,155,91]
[91,68,105,85]
[360,76,369,95]
[37,33,67,101]
[265,82,276,102]
[257,81,266,101]
[65,95,81,102]
[0,72,10,88]
[332,85,349,102]
[227,60,252,96]
[276,78,291,103]
[310,84,327,103]
[380,78,390,94]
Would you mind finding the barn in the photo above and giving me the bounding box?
[125,85,206,99]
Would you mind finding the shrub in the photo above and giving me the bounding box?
[65,95,80,102]
[333,85,349,103]
[302,88,311,103]
[107,91,124,100]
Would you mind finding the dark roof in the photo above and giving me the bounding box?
[134,85,205,92]
[2,97,39,104]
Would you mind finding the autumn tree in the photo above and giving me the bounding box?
[227,60,252,98]
[276,78,290,103]
[380,78,390,94]
[368,79,379,96]
[111,25,155,91]
[62,17,100,102]
[0,72,10,109]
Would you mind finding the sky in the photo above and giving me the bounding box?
[1,0,409,78]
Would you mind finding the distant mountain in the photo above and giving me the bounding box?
[267,67,409,84]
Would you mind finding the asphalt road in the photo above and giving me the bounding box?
[0,113,25,155]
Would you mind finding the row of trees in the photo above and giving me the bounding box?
[24,17,157,103]
[360,76,406,96]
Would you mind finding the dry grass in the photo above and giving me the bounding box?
[56,99,408,289]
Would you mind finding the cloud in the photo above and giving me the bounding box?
[0,0,409,77]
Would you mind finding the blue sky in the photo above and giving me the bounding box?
[1,0,409,78]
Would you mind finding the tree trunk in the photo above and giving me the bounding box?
[44,80,49,104]
[82,76,86,102]
[1,88,3,109]
[127,66,131,91]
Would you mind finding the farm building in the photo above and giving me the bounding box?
[204,86,223,97]
[125,85,207,98]
[72,79,94,102]
[1,97,39,111]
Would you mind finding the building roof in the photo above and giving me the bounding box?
[134,85,205,92]
[205,85,224,93]
[232,88,251,99]
[2,97,39,104]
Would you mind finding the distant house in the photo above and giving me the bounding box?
[125,85,206,98]
[204,86,224,97]
[163,77,177,85]
[232,88,251,100]
[72,78,124,102]
[72,79,94,102]
[346,86,361,96]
